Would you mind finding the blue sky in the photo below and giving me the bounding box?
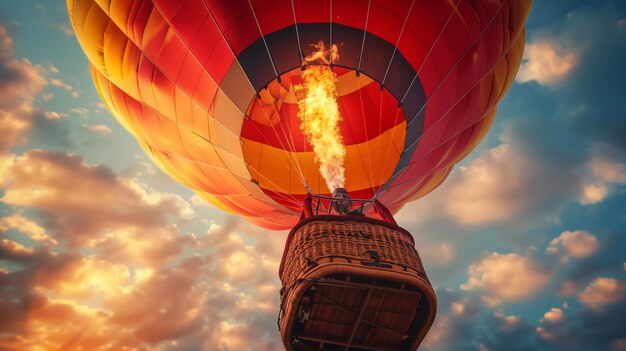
[0,0,625,350]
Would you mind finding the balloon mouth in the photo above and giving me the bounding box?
[240,66,408,199]
[235,23,427,210]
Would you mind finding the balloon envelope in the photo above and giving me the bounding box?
[68,0,531,229]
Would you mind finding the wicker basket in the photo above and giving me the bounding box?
[278,215,437,351]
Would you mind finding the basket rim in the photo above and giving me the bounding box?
[278,215,415,278]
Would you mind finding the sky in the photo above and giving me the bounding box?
[0,0,625,350]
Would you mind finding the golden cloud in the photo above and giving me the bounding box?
[0,150,193,245]
[516,39,578,85]
[547,230,599,259]
[461,252,551,301]
[578,277,626,311]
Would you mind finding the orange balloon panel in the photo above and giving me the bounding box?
[69,0,532,229]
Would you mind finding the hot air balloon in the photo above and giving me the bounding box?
[68,0,531,349]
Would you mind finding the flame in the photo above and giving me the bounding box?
[296,41,346,192]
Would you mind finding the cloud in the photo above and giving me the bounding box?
[578,277,626,311]
[447,117,587,226]
[0,213,57,245]
[579,155,626,204]
[479,312,536,351]
[42,111,64,120]
[54,23,75,37]
[0,240,211,350]
[422,290,538,351]
[0,150,193,245]
[0,238,34,256]
[547,230,599,259]
[26,109,74,150]
[105,256,208,344]
[191,194,210,207]
[516,39,578,85]
[421,314,451,349]
[442,144,530,225]
[421,290,485,350]
[81,123,111,135]
[557,231,626,299]
[420,242,455,267]
[579,184,609,205]
[540,307,565,324]
[86,226,196,266]
[43,256,131,298]
[132,154,158,177]
[399,110,586,230]
[0,106,33,153]
[461,252,551,301]
[0,19,285,350]
[50,78,78,97]
[70,107,89,118]
[0,25,47,154]
[537,278,626,351]
[536,307,569,344]
[546,4,626,153]
[0,171,285,351]
[0,24,73,153]
[0,26,47,109]
[5,297,112,349]
[588,157,626,183]
[200,221,284,284]
[0,214,284,350]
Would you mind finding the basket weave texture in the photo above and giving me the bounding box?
[280,219,428,289]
